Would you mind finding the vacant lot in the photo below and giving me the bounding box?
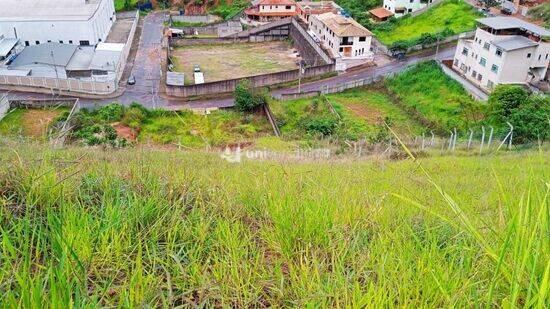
[0,108,65,138]
[374,0,481,46]
[171,41,299,84]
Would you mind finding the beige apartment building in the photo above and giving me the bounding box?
[452,17,550,92]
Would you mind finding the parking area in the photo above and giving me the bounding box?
[170,41,300,85]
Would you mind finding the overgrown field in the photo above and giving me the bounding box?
[0,142,548,306]
[386,61,482,132]
[59,103,272,148]
[373,0,481,46]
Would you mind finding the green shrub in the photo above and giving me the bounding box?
[234,79,266,112]
[97,104,125,122]
[302,116,338,136]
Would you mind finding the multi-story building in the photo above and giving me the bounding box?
[244,0,299,23]
[452,17,550,91]
[309,12,373,59]
[381,0,435,17]
[0,0,116,47]
[296,1,342,23]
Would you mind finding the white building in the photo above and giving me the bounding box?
[382,0,434,17]
[452,17,550,91]
[4,42,123,81]
[244,0,299,23]
[309,12,373,59]
[0,0,116,47]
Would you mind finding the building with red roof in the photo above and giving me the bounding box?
[244,0,299,23]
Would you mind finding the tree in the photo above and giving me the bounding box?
[488,85,529,121]
[234,79,266,112]
[487,85,550,143]
[528,3,550,27]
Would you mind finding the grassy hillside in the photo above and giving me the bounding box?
[373,0,481,46]
[386,61,482,132]
[0,141,548,307]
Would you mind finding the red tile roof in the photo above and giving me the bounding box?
[369,7,394,19]
[257,0,296,5]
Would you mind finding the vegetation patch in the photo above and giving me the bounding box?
[373,0,481,47]
[0,143,547,307]
[0,107,66,138]
[385,61,482,132]
[57,103,272,148]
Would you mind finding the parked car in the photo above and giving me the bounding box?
[128,75,136,85]
[501,8,513,15]
[194,65,201,73]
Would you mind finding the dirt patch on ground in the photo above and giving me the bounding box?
[172,41,299,84]
[344,102,384,124]
[112,122,139,141]
[21,109,61,137]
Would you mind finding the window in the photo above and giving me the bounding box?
[35,41,40,45]
[408,8,412,12]
[546,54,549,60]
[453,59,459,66]
[59,40,63,44]
[285,5,291,9]
[527,53,531,58]
[47,40,51,43]
[538,54,541,60]
[491,64,498,73]
[496,49,502,57]
[69,40,73,44]
[472,70,477,78]
[24,41,29,46]
[487,80,494,89]
[462,47,468,56]
[410,0,413,2]
[339,47,343,52]
[477,73,482,81]
[483,42,490,50]
[79,40,90,46]
[359,36,366,42]
[460,63,467,71]
[479,57,486,67]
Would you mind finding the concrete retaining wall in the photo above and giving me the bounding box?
[166,63,335,97]
[290,18,333,66]
[0,75,116,95]
[116,10,139,82]
[0,95,8,121]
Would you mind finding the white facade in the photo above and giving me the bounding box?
[382,0,433,17]
[309,13,373,60]
[258,3,296,13]
[452,17,550,91]
[0,0,116,46]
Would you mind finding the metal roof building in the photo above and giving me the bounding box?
[0,0,116,47]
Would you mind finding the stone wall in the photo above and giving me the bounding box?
[289,19,333,66]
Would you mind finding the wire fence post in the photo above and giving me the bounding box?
[480,126,485,154]
[487,126,494,149]
[452,128,457,152]
[467,129,473,150]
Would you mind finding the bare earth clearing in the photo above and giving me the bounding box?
[172,41,300,84]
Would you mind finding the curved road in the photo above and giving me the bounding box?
[4,11,457,110]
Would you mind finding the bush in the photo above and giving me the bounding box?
[302,116,338,136]
[97,104,125,122]
[488,85,550,142]
[234,79,266,112]
[122,107,147,129]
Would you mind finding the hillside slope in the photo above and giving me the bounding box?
[0,142,548,307]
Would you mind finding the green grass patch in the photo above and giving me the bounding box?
[386,61,483,132]
[0,109,25,136]
[114,0,138,12]
[0,142,547,306]
[139,109,272,148]
[0,107,66,138]
[209,0,249,19]
[373,0,481,46]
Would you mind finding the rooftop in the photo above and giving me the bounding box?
[315,12,373,37]
[0,0,106,22]
[9,43,78,67]
[258,0,296,5]
[491,36,539,51]
[0,37,19,57]
[477,17,550,37]
[297,1,341,12]
[369,7,394,19]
